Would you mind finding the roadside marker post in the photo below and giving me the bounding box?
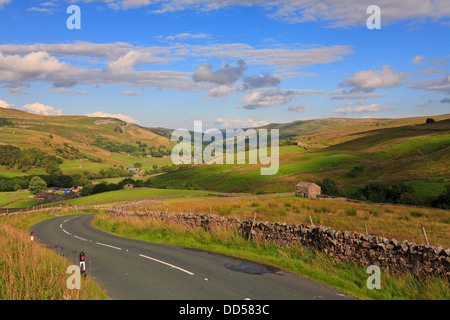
[79,252,86,278]
[30,231,34,242]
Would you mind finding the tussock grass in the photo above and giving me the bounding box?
[0,211,108,300]
[133,196,450,247]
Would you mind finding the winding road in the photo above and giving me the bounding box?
[31,213,355,300]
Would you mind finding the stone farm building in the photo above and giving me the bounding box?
[123,183,134,190]
[295,181,321,199]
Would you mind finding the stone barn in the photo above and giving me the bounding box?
[295,181,321,199]
[123,183,134,190]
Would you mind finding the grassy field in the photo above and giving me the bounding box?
[0,211,109,300]
[48,187,218,206]
[0,108,174,175]
[146,117,450,197]
[129,195,450,247]
[93,211,450,300]
[0,191,39,209]
[0,186,218,209]
[1,109,449,203]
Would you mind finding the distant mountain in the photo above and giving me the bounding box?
[259,115,450,141]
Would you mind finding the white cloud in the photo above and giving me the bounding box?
[22,102,63,115]
[328,90,385,100]
[430,58,446,66]
[40,2,57,7]
[205,85,235,98]
[189,43,353,69]
[108,49,171,72]
[27,6,55,13]
[0,99,14,109]
[415,68,445,76]
[243,72,280,89]
[334,103,394,115]
[269,0,450,26]
[411,55,426,64]
[84,111,138,123]
[121,0,151,9]
[165,33,210,40]
[50,88,92,95]
[0,0,11,9]
[0,51,69,83]
[89,1,450,27]
[341,65,402,92]
[215,117,268,128]
[3,82,31,96]
[0,43,207,92]
[113,90,143,96]
[288,104,307,112]
[193,60,247,85]
[0,42,353,93]
[241,88,323,109]
[334,99,365,107]
[408,75,450,95]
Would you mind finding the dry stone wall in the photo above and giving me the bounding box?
[106,203,450,281]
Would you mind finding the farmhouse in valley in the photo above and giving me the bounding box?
[295,181,321,199]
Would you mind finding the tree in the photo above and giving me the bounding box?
[134,162,142,168]
[319,178,345,197]
[426,118,435,124]
[387,183,415,203]
[431,185,450,209]
[359,182,389,203]
[45,161,62,175]
[29,176,47,195]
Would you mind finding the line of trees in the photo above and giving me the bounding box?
[431,185,450,209]
[0,172,93,192]
[0,145,63,173]
[92,137,171,158]
[79,178,149,197]
[319,178,449,208]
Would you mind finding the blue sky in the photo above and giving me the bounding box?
[0,0,449,129]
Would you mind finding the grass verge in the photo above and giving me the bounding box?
[0,211,109,300]
[93,212,449,300]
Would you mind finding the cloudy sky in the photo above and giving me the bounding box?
[0,0,449,129]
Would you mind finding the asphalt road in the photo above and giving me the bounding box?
[30,213,355,300]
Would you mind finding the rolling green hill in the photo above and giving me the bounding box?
[1,108,449,207]
[0,108,174,175]
[147,114,450,206]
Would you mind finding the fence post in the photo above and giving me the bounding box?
[249,212,257,240]
[422,227,430,246]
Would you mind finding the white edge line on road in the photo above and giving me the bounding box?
[139,254,194,276]
[97,242,122,251]
[62,229,71,235]
[74,235,88,241]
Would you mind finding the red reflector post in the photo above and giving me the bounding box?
[79,252,86,278]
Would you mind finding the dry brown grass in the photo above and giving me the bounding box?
[0,223,107,300]
[133,196,450,247]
